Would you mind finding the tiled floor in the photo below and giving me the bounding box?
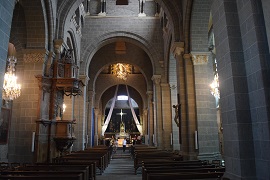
[96,149,141,180]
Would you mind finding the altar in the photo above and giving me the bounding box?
[115,131,129,145]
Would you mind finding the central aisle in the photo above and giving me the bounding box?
[96,148,141,180]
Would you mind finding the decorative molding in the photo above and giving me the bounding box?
[170,84,177,90]
[190,51,211,65]
[23,49,48,63]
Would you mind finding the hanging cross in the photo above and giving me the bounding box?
[116,109,127,122]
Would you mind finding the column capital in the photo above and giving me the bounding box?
[53,39,64,54]
[143,108,148,115]
[146,91,153,96]
[151,75,162,85]
[171,42,184,58]
[190,51,211,65]
[94,108,100,116]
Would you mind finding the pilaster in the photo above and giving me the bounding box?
[94,108,100,146]
[87,90,95,147]
[191,51,221,160]
[146,91,153,145]
[151,75,162,147]
[182,53,198,160]
[161,83,172,150]
[170,42,185,153]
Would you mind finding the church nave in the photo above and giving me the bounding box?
[96,149,141,180]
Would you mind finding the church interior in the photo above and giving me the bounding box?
[0,0,270,179]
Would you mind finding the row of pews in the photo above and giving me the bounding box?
[0,145,112,180]
[131,144,225,180]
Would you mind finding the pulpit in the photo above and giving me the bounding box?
[53,120,76,155]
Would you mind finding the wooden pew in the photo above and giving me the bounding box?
[17,164,90,180]
[146,172,224,180]
[133,151,182,174]
[72,149,111,166]
[142,166,225,180]
[57,154,105,173]
[0,171,84,180]
[53,157,101,175]
[46,161,97,180]
[141,159,225,180]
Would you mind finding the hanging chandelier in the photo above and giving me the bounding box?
[2,55,21,101]
[111,63,132,81]
[210,73,220,99]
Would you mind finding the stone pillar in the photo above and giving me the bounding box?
[171,42,185,150]
[155,2,160,17]
[191,51,221,160]
[147,91,154,146]
[170,83,180,150]
[211,1,262,179]
[14,49,50,163]
[151,75,162,147]
[143,109,148,137]
[182,53,198,160]
[86,0,90,15]
[98,0,106,16]
[138,0,146,17]
[94,108,100,145]
[171,42,198,159]
[161,83,172,150]
[76,75,89,150]
[35,73,52,163]
[87,90,95,147]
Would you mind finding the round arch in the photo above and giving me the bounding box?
[80,31,160,77]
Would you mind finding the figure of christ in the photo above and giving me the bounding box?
[116,109,127,135]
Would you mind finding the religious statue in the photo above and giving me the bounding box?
[173,104,180,127]
[120,121,125,134]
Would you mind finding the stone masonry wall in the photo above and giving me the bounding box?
[0,0,16,162]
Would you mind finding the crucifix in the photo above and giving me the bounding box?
[116,109,127,133]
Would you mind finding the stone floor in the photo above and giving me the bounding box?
[96,149,141,180]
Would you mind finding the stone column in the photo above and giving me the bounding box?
[20,49,50,163]
[138,0,146,17]
[146,91,154,145]
[191,51,221,160]
[161,83,172,150]
[151,75,162,147]
[171,42,198,159]
[86,0,90,15]
[171,42,184,149]
[75,75,89,150]
[98,0,106,16]
[170,83,180,150]
[155,2,160,17]
[143,109,148,137]
[94,108,100,145]
[182,53,198,160]
[87,90,95,147]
